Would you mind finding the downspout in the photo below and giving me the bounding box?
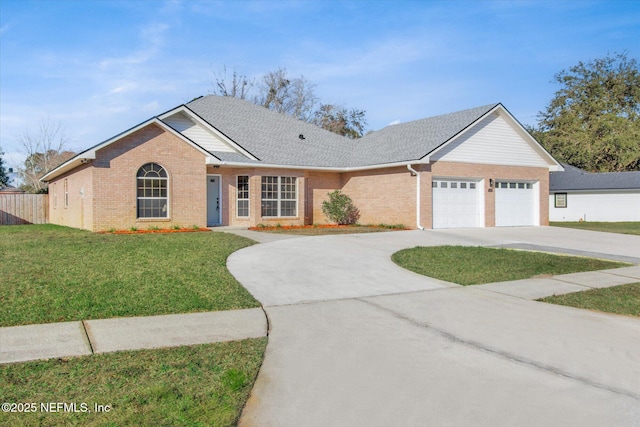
[407,164,425,230]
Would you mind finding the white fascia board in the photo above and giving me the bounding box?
[210,159,425,172]
[41,157,91,182]
[550,188,640,194]
[423,104,564,172]
[497,105,564,171]
[159,105,259,161]
[41,118,212,182]
[420,104,502,163]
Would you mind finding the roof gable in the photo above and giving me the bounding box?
[353,104,499,166]
[160,106,258,161]
[429,106,557,169]
[41,118,213,182]
[186,96,356,167]
[43,96,563,181]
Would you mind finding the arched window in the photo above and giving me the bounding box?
[137,163,168,218]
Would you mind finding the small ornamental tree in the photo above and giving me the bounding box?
[322,190,360,225]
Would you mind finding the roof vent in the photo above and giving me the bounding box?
[298,134,305,140]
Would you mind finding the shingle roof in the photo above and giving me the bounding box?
[550,163,640,191]
[187,96,356,167]
[185,95,499,168]
[352,103,499,166]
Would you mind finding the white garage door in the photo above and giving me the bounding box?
[495,181,537,226]
[432,179,483,228]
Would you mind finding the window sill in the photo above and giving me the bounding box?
[261,217,300,220]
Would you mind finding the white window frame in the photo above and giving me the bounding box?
[261,176,297,217]
[64,179,68,208]
[237,175,250,218]
[136,163,169,219]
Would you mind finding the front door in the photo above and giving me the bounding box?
[207,175,221,226]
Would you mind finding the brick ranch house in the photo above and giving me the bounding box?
[41,96,562,231]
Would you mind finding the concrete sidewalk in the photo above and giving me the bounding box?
[475,265,640,299]
[0,308,267,364]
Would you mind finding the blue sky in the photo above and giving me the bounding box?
[1,0,639,169]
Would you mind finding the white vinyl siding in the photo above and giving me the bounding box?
[549,191,640,222]
[163,112,236,153]
[431,112,549,168]
[432,179,483,228]
[495,181,538,226]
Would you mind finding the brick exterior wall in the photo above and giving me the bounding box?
[91,124,207,231]
[307,172,342,225]
[341,166,417,226]
[48,125,550,231]
[49,164,93,230]
[49,124,208,231]
[213,167,307,227]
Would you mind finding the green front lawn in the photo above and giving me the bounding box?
[0,225,259,327]
[1,225,266,425]
[539,283,640,317]
[551,221,640,236]
[0,338,267,427]
[392,246,628,286]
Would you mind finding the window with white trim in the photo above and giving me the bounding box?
[261,176,297,217]
[237,176,249,217]
[64,179,68,208]
[555,193,567,208]
[137,163,168,218]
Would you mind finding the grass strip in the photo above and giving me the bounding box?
[550,222,640,236]
[392,245,628,286]
[538,283,640,317]
[0,225,259,327]
[0,338,267,426]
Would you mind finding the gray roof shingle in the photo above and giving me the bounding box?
[352,103,499,166]
[550,164,640,191]
[187,96,356,167]
[185,95,499,168]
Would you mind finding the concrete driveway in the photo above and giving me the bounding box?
[229,227,640,426]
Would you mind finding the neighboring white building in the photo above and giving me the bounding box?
[6,167,19,187]
[549,164,640,222]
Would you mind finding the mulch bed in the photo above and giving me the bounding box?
[248,224,406,231]
[99,228,211,235]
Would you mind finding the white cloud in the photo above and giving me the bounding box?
[108,82,138,95]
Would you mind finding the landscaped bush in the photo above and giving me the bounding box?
[322,190,361,225]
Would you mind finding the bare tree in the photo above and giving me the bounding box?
[254,68,318,121]
[312,104,367,139]
[17,118,75,193]
[211,66,366,137]
[211,66,254,100]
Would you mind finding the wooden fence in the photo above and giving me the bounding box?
[0,194,49,225]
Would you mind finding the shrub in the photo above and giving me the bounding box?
[322,190,361,225]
